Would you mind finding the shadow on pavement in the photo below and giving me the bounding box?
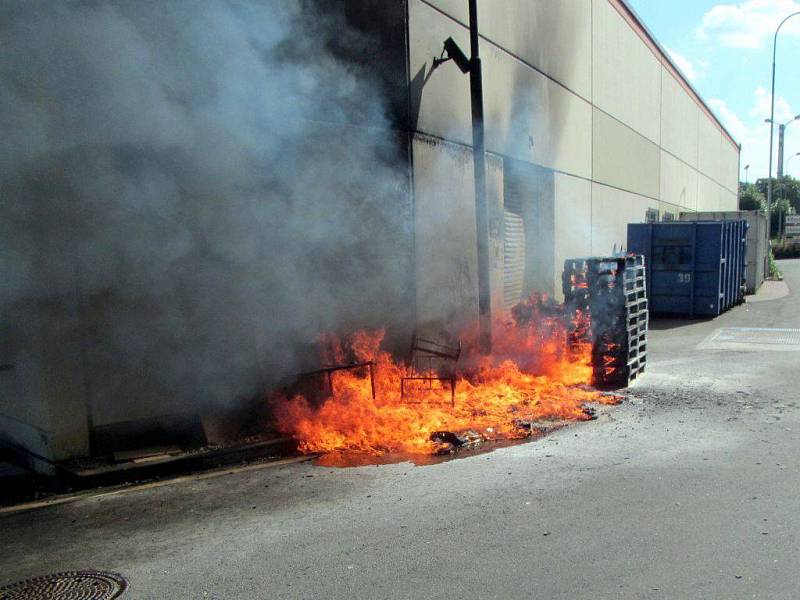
[648,316,716,331]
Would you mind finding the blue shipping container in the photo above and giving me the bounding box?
[627,221,747,317]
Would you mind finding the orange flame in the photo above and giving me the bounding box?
[271,296,615,456]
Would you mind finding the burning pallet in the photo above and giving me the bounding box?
[563,255,648,387]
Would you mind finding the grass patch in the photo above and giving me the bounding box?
[768,249,783,279]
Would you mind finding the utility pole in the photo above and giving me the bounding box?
[436,1,491,353]
[468,0,491,355]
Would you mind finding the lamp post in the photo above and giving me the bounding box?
[744,164,750,184]
[766,10,800,239]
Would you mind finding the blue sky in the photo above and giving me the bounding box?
[627,0,800,181]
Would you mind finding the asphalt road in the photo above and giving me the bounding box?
[2,261,799,600]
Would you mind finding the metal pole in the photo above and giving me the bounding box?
[468,0,492,354]
[768,35,776,239]
[766,11,800,239]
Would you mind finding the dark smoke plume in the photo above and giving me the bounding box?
[0,0,413,425]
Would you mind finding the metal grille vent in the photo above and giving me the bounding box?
[503,209,526,309]
[0,571,127,599]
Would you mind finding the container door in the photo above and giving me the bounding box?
[721,221,731,311]
[629,223,697,315]
[693,223,723,315]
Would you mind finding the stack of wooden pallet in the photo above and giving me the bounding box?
[563,255,648,387]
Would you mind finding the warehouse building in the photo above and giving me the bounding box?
[402,0,740,320]
[0,0,739,468]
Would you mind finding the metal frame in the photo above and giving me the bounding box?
[300,361,376,400]
[400,333,461,407]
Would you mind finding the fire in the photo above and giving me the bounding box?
[271,295,619,456]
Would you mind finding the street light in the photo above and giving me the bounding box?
[766,10,800,239]
[744,164,750,184]
[765,114,800,177]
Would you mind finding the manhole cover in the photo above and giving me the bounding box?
[699,327,800,351]
[0,571,127,599]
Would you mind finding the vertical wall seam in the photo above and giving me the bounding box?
[590,0,595,254]
[403,0,417,329]
[696,107,701,212]
[658,57,664,215]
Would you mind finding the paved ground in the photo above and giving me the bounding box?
[2,261,799,599]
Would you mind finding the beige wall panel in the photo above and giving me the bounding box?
[719,188,738,211]
[660,150,697,211]
[422,0,468,22]
[553,173,591,301]
[1,274,90,461]
[412,136,479,329]
[482,43,592,177]
[408,0,472,146]
[592,0,662,144]
[719,136,740,193]
[660,67,700,167]
[410,1,592,178]
[697,114,722,184]
[423,1,592,99]
[696,173,719,212]
[593,108,660,199]
[480,0,592,99]
[591,182,655,255]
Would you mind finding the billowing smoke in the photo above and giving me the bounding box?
[0,0,413,426]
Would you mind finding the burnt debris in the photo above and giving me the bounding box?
[430,429,483,454]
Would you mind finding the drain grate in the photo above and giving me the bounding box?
[699,327,800,351]
[0,571,127,599]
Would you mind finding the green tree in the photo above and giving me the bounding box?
[755,176,800,212]
[739,182,765,211]
[752,176,798,235]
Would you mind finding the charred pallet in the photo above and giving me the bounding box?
[563,255,648,388]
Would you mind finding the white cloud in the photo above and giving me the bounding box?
[697,0,800,49]
[709,98,747,139]
[750,86,796,122]
[665,46,708,82]
[709,89,800,179]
